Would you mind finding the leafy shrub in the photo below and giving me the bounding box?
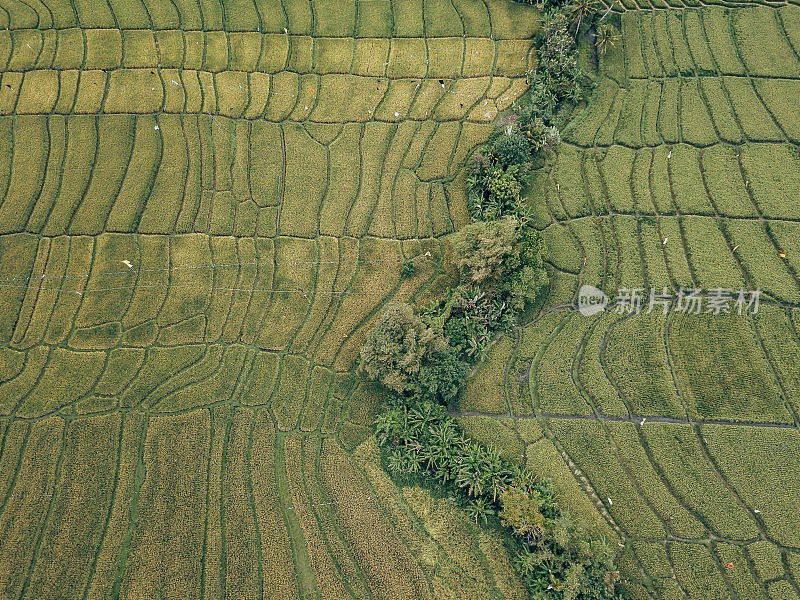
[490,129,534,167]
[526,11,591,124]
[452,216,520,287]
[359,303,444,393]
[467,160,530,222]
[408,345,470,405]
[500,485,547,544]
[514,514,620,599]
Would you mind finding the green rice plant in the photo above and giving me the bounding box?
[576,313,629,417]
[714,543,767,600]
[457,416,525,465]
[767,581,799,598]
[604,311,685,417]
[670,144,714,215]
[351,37,390,77]
[319,437,431,597]
[741,143,800,219]
[271,354,311,432]
[699,78,743,143]
[684,9,717,72]
[600,146,636,214]
[638,14,663,76]
[119,344,206,408]
[278,123,327,236]
[541,223,581,274]
[607,421,707,539]
[682,215,744,289]
[703,424,800,546]
[284,433,353,598]
[667,12,694,74]
[732,7,800,77]
[0,345,48,414]
[642,423,760,540]
[651,12,678,76]
[0,418,65,596]
[680,79,718,146]
[535,313,594,416]
[570,217,605,288]
[16,70,58,114]
[639,219,673,289]
[613,215,645,289]
[658,79,680,143]
[755,79,800,143]
[0,116,47,233]
[723,77,783,141]
[622,13,647,78]
[725,219,800,303]
[636,81,659,147]
[745,540,784,581]
[669,542,731,600]
[158,345,249,412]
[549,419,665,538]
[788,553,800,583]
[648,147,674,215]
[524,437,619,541]
[594,88,624,147]
[450,0,491,36]
[116,412,209,598]
[91,347,146,397]
[614,79,647,148]
[671,312,791,423]
[300,368,334,432]
[702,7,747,75]
[781,4,800,50]
[8,30,41,71]
[700,144,753,216]
[754,306,800,415]
[631,541,673,580]
[564,80,620,147]
[218,409,264,597]
[459,335,514,414]
[553,147,592,218]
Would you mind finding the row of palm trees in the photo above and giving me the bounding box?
[376,399,542,524]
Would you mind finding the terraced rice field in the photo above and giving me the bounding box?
[0,0,540,597]
[457,4,800,599]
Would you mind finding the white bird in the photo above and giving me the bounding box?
[607,497,613,506]
[732,244,739,251]
[283,27,288,34]
[754,509,760,514]
[122,260,133,268]
[667,150,672,159]
[663,237,668,245]
[641,417,646,426]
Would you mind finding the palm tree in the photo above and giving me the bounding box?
[483,448,513,501]
[595,23,620,57]
[457,445,490,497]
[568,0,598,37]
[466,497,496,525]
[375,410,403,446]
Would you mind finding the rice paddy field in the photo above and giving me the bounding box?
[456,2,800,599]
[2,0,800,598]
[0,0,542,597]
